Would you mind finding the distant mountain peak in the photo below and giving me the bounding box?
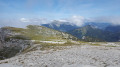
[50,20,76,26]
[42,20,79,32]
[83,22,111,29]
[85,25,98,29]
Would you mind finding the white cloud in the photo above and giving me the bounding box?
[87,16,120,25]
[49,15,85,26]
[59,16,120,26]
[1,16,120,28]
[67,15,85,26]
[57,19,68,22]
[0,18,50,28]
[20,18,49,24]
[20,18,30,22]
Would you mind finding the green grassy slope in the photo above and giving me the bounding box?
[3,25,78,41]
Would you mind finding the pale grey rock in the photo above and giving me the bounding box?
[0,44,120,67]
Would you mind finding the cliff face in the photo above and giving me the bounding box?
[0,28,32,60]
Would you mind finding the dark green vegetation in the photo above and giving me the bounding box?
[105,25,120,32]
[69,25,120,42]
[68,25,108,42]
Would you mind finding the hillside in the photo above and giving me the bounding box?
[0,25,78,60]
[42,21,120,42]
[83,22,111,30]
[3,25,78,41]
[105,25,120,32]
[68,25,111,42]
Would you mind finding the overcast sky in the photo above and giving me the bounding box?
[0,0,120,27]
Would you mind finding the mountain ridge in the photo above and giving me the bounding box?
[42,21,120,42]
[42,20,79,32]
[0,25,78,60]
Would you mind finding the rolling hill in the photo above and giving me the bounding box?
[0,25,78,60]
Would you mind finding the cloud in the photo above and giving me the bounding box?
[51,15,85,26]
[20,18,49,24]
[70,15,85,26]
[20,18,30,22]
[59,16,120,26]
[0,18,27,28]
[19,16,85,27]
[1,16,120,28]
[62,15,85,26]
[0,18,50,28]
[56,19,68,22]
[87,16,120,25]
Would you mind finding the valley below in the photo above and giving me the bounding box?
[0,42,120,67]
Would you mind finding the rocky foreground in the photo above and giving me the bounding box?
[0,43,120,67]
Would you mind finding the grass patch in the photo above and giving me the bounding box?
[64,40,74,44]
[4,25,78,41]
[106,45,117,47]
[90,43,101,46]
[25,40,82,51]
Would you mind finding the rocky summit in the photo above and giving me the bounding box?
[0,25,78,60]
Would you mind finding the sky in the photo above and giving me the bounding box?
[0,0,120,27]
